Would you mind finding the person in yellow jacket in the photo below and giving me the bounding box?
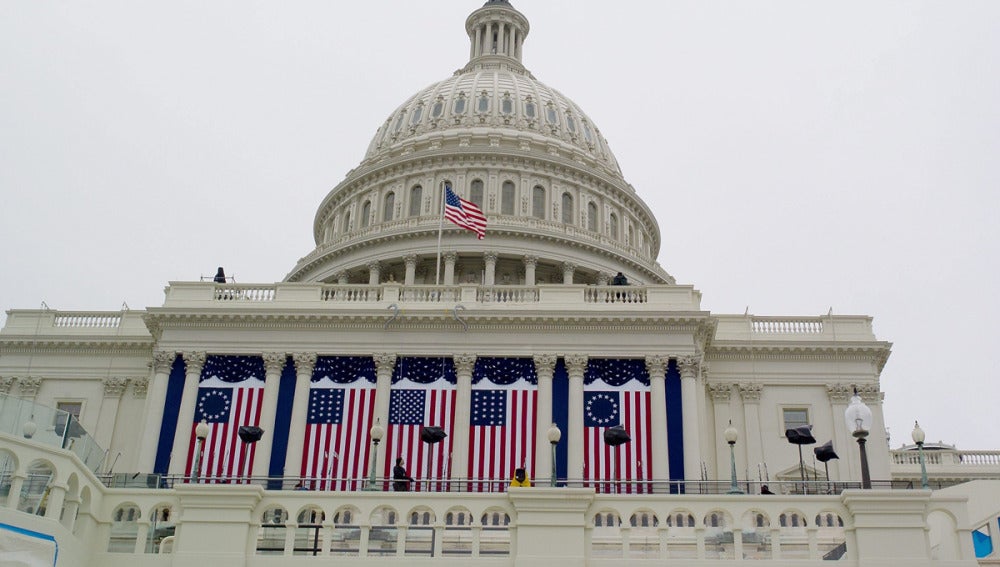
[510,467,531,488]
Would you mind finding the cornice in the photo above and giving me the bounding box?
[0,337,154,356]
[288,225,670,285]
[707,342,892,372]
[142,310,713,336]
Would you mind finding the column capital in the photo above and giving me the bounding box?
[0,376,15,396]
[562,261,577,274]
[565,354,588,375]
[152,351,175,374]
[403,254,418,266]
[454,354,477,374]
[443,251,458,263]
[826,383,852,403]
[677,355,701,379]
[132,377,150,398]
[262,352,286,375]
[103,376,129,398]
[644,355,669,378]
[373,353,398,372]
[292,353,318,376]
[855,383,882,404]
[707,382,732,402]
[18,377,42,398]
[182,352,207,376]
[483,251,499,264]
[522,255,538,268]
[367,260,381,272]
[532,354,557,377]
[738,382,763,403]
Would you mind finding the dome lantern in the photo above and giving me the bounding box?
[465,0,529,69]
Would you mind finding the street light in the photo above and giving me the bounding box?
[22,419,37,439]
[911,421,929,489]
[365,419,384,491]
[547,423,561,487]
[193,419,209,483]
[724,420,743,494]
[844,389,873,489]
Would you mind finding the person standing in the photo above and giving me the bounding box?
[393,457,414,491]
[509,467,531,488]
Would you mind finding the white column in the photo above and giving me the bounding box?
[483,252,498,286]
[367,261,381,285]
[565,354,588,486]
[167,352,206,476]
[645,355,669,491]
[451,355,476,486]
[443,252,457,285]
[562,262,576,285]
[533,355,557,485]
[678,356,702,484]
[708,382,733,481]
[283,353,317,478]
[404,254,417,286]
[6,475,24,508]
[739,383,764,483]
[523,255,537,286]
[372,353,397,480]
[252,353,286,478]
[94,377,127,450]
[137,352,174,472]
[827,383,852,481]
[44,484,66,520]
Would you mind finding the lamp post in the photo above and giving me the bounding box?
[547,423,561,487]
[193,419,209,483]
[365,420,384,491]
[844,389,873,489]
[22,419,37,439]
[911,421,929,489]
[724,420,743,494]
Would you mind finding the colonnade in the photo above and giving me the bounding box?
[141,351,709,486]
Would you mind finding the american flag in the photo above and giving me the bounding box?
[444,182,487,239]
[583,359,652,494]
[383,387,456,492]
[186,356,265,482]
[301,356,377,490]
[468,357,537,492]
[470,388,536,492]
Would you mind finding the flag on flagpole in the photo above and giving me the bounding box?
[444,182,487,239]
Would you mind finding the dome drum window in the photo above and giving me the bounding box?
[431,97,445,120]
[501,93,514,115]
[524,98,537,121]
[454,93,467,117]
[410,104,424,128]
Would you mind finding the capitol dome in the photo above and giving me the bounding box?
[285,0,673,287]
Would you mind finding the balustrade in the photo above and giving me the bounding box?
[751,318,824,334]
[53,313,122,328]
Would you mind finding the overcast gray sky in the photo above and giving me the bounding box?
[2,1,998,452]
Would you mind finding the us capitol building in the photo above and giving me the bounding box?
[1,1,998,566]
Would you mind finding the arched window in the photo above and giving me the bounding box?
[409,185,422,217]
[587,202,598,231]
[470,179,485,209]
[383,192,395,222]
[501,181,515,215]
[608,212,618,239]
[532,186,545,219]
[561,192,573,224]
[361,201,371,228]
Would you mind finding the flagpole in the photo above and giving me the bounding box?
[435,181,447,286]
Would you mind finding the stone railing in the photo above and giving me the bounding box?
[213,285,277,302]
[892,449,1000,467]
[751,317,824,334]
[53,313,122,328]
[0,431,991,567]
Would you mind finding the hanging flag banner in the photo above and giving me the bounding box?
[469,357,537,492]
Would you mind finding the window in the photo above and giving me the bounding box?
[501,181,515,215]
[361,201,371,228]
[409,185,422,217]
[393,112,405,133]
[501,96,513,115]
[532,186,545,219]
[525,100,536,120]
[57,401,83,419]
[545,104,558,125]
[454,94,467,115]
[587,202,598,231]
[410,105,423,126]
[469,179,484,209]
[383,192,395,222]
[477,92,490,113]
[609,212,618,239]
[431,100,444,118]
[561,192,573,224]
[783,408,810,431]
[343,211,351,231]
[566,114,577,134]
[627,225,635,246]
